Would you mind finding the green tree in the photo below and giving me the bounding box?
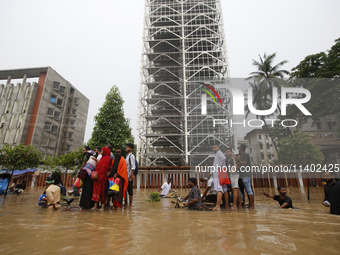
[246,53,291,156]
[88,85,134,150]
[278,129,323,165]
[0,144,41,171]
[287,38,340,136]
[291,38,340,78]
[0,144,42,197]
[41,147,84,176]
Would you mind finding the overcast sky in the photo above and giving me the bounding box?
[1,0,339,142]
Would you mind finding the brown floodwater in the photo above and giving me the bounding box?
[0,186,339,255]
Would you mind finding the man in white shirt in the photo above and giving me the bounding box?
[158,177,172,197]
[211,144,228,211]
[125,143,136,207]
[201,173,217,203]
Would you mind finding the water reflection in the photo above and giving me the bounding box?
[0,187,339,254]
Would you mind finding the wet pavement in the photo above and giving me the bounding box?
[0,186,339,254]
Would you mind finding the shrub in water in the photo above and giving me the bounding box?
[149,192,161,202]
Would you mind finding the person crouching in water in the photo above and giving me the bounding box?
[260,186,293,208]
[45,175,61,210]
[183,178,202,211]
[158,177,172,197]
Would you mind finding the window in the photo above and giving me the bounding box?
[7,88,13,100]
[316,122,321,130]
[260,144,263,150]
[53,82,60,89]
[66,145,71,151]
[42,137,48,145]
[333,122,337,127]
[70,88,75,94]
[48,139,55,147]
[50,95,57,104]
[44,122,52,130]
[68,132,73,139]
[261,154,264,160]
[51,125,58,133]
[258,135,262,140]
[23,100,28,113]
[328,122,333,130]
[17,87,24,99]
[59,86,65,93]
[265,135,268,140]
[67,108,71,114]
[250,148,252,153]
[267,144,270,150]
[54,111,60,118]
[74,97,79,104]
[268,154,271,159]
[5,101,11,113]
[4,130,11,143]
[72,109,77,115]
[47,108,54,116]
[14,129,20,144]
[57,98,63,106]
[13,101,19,113]
[70,120,75,127]
[24,87,31,98]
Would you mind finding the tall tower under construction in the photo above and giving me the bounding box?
[138,0,235,166]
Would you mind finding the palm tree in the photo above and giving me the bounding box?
[245,81,281,158]
[245,53,291,158]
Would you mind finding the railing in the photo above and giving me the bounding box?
[25,165,325,189]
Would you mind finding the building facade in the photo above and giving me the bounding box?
[0,67,89,159]
[244,129,279,165]
[299,115,340,164]
[137,0,235,166]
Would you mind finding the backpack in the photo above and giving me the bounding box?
[129,154,139,175]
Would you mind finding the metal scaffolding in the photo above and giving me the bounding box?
[137,0,235,166]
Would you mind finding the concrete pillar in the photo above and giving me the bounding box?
[6,75,11,86]
[273,173,278,188]
[22,74,27,85]
[31,175,37,188]
[298,172,304,187]
[136,174,141,189]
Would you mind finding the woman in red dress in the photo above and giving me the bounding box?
[92,147,111,210]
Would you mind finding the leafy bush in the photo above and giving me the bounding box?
[149,192,161,202]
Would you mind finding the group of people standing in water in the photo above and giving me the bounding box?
[41,142,340,215]
[78,143,137,210]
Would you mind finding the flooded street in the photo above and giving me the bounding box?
[0,187,340,254]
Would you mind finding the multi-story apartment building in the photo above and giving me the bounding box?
[299,115,340,164]
[244,129,279,165]
[0,67,89,159]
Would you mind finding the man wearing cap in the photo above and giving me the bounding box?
[45,175,61,210]
[158,177,172,197]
